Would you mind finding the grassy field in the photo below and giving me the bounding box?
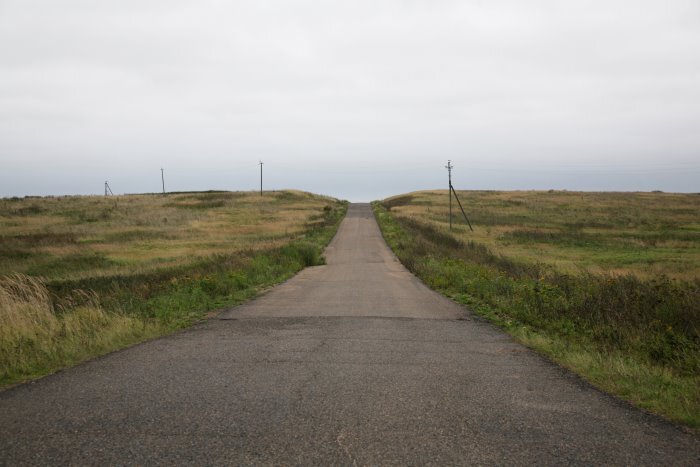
[375,190,699,428]
[1,190,347,387]
[384,190,700,280]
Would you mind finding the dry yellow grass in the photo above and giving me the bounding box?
[385,190,700,280]
[0,190,338,281]
[0,274,164,382]
[1,190,346,386]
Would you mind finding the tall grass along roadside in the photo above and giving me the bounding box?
[0,191,347,387]
[373,194,699,429]
[0,274,165,385]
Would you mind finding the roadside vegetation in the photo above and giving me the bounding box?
[1,191,347,387]
[374,190,699,428]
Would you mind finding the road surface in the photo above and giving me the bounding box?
[0,203,697,465]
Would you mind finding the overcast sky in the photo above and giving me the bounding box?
[1,1,698,201]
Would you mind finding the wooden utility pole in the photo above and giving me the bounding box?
[445,160,474,232]
[446,160,453,230]
[161,168,165,195]
[259,161,264,196]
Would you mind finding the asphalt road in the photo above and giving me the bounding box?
[1,203,697,465]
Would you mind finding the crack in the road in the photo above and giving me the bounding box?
[336,430,359,467]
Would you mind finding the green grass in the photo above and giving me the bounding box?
[373,192,699,429]
[0,275,167,386]
[1,191,347,387]
[384,190,700,279]
[0,190,342,280]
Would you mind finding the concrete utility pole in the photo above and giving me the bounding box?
[161,168,165,195]
[259,161,264,196]
[445,160,453,230]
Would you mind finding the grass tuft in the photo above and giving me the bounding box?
[0,274,164,385]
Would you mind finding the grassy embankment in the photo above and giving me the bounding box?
[374,190,699,428]
[0,190,347,387]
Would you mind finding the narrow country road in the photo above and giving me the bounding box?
[1,204,697,465]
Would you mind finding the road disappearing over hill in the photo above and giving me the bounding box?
[1,204,697,464]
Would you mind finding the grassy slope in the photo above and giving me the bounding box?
[373,190,699,429]
[385,190,700,280]
[0,190,339,280]
[1,191,347,387]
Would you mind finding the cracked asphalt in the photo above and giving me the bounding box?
[0,203,697,465]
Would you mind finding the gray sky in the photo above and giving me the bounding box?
[1,1,699,201]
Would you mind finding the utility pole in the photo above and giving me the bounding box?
[259,161,263,196]
[445,160,453,230]
[161,168,165,195]
[104,181,113,197]
[445,160,474,232]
